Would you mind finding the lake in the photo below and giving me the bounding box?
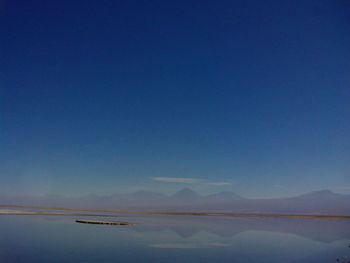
[1,214,349,262]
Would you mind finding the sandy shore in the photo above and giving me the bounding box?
[1,205,350,220]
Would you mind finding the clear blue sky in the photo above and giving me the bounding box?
[1,0,349,198]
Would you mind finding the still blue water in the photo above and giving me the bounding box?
[1,214,349,262]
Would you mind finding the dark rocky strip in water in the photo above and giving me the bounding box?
[76,219,136,225]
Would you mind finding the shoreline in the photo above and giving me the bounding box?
[1,204,350,220]
[0,209,118,217]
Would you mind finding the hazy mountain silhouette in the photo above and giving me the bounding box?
[292,189,347,201]
[171,188,200,200]
[1,188,350,215]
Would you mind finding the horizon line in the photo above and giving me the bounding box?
[1,204,350,220]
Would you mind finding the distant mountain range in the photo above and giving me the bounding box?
[1,188,350,215]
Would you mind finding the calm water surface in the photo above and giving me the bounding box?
[1,214,349,262]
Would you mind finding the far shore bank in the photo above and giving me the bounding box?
[0,209,118,217]
[1,204,350,220]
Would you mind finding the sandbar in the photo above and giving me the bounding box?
[76,219,136,225]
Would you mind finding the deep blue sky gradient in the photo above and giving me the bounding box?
[1,0,349,197]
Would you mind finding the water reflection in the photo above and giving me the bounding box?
[0,214,349,263]
[126,214,350,242]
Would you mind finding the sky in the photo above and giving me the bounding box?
[1,0,349,198]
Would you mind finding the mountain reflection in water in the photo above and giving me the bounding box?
[1,214,349,263]
[127,214,350,242]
